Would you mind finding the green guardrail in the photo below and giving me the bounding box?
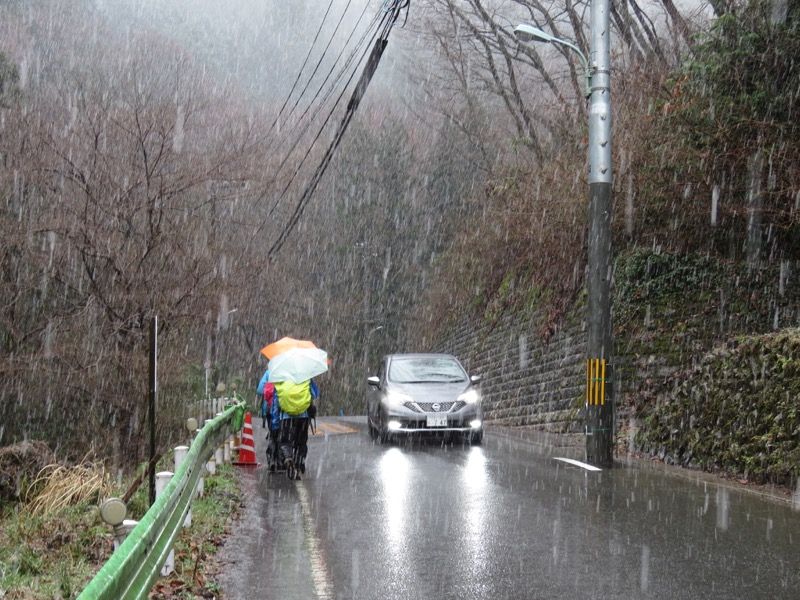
[78,401,245,600]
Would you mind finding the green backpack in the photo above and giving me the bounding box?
[275,381,312,416]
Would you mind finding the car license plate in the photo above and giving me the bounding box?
[426,415,447,427]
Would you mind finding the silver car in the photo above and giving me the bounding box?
[366,353,483,444]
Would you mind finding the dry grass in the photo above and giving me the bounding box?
[23,462,114,516]
[0,440,57,502]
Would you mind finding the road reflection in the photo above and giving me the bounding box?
[380,447,411,544]
[378,442,494,597]
[460,448,489,575]
[378,445,414,596]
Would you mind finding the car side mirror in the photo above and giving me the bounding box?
[367,376,380,387]
[470,374,482,385]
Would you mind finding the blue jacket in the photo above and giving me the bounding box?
[256,369,270,396]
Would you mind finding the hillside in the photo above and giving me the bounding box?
[416,3,800,488]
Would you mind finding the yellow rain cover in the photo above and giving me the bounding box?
[275,380,312,415]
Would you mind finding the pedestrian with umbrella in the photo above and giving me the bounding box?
[260,340,328,480]
[256,367,282,471]
[273,377,318,480]
[256,368,273,429]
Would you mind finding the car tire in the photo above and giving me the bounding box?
[469,429,483,446]
[367,416,379,440]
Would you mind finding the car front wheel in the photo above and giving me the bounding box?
[367,416,379,440]
[469,428,483,445]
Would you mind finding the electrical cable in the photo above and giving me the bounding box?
[260,11,388,226]
[262,0,337,144]
[247,3,381,225]
[271,0,361,144]
[254,0,371,164]
[267,1,411,257]
[267,36,385,255]
[266,4,382,206]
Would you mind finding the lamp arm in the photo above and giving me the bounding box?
[554,39,592,98]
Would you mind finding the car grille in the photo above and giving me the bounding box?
[417,402,456,412]
[401,401,469,413]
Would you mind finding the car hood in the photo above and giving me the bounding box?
[387,381,473,402]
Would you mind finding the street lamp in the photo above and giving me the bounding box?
[513,24,592,98]
[363,325,383,376]
[515,8,614,468]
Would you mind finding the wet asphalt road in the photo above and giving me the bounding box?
[216,418,799,599]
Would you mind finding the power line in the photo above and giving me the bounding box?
[248,0,374,199]
[267,1,411,257]
[266,5,383,212]
[268,0,364,150]
[262,0,338,146]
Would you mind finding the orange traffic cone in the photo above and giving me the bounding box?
[233,412,259,467]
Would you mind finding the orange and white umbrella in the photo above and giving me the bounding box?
[260,336,317,360]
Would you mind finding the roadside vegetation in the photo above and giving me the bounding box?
[0,452,241,599]
[634,328,800,487]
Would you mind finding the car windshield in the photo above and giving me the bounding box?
[388,357,467,383]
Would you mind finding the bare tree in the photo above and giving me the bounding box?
[0,8,277,462]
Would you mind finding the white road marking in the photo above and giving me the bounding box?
[554,457,602,472]
[296,481,334,598]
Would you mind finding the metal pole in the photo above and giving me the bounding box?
[585,0,614,468]
[148,316,158,505]
[363,325,383,376]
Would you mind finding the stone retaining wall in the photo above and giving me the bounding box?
[434,311,587,431]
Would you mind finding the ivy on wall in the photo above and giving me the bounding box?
[635,328,800,486]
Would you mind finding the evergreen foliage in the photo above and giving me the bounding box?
[635,328,800,486]
[654,1,800,260]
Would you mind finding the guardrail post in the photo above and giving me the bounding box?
[173,446,191,527]
[113,519,138,551]
[155,471,175,576]
[197,465,205,497]
[174,445,188,472]
[223,436,231,462]
[195,430,205,497]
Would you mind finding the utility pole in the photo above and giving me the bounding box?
[148,316,158,505]
[584,0,614,468]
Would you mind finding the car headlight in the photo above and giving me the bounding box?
[457,389,480,404]
[386,390,413,406]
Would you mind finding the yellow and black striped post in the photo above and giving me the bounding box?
[585,354,613,467]
[585,358,607,406]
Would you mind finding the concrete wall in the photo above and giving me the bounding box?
[434,311,587,431]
